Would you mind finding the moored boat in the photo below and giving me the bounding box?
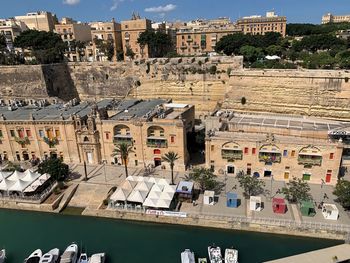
[207,246,222,263]
[181,249,195,263]
[0,249,5,263]
[24,249,42,263]
[198,258,207,263]
[78,253,88,263]
[39,248,60,263]
[60,243,79,263]
[88,253,105,263]
[224,248,238,263]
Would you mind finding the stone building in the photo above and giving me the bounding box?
[236,11,286,37]
[176,18,241,56]
[0,19,27,49]
[54,18,92,62]
[322,13,350,24]
[89,19,123,62]
[14,11,58,32]
[0,99,194,171]
[205,112,348,185]
[121,13,152,60]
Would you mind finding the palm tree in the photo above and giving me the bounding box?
[162,151,179,185]
[112,142,133,178]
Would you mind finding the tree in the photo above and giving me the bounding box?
[94,38,115,61]
[333,179,350,210]
[239,45,263,63]
[125,46,135,60]
[162,151,179,185]
[38,158,69,183]
[0,34,6,52]
[281,177,311,203]
[112,142,133,177]
[265,45,283,56]
[14,30,66,64]
[236,171,265,198]
[185,167,218,193]
[138,30,173,58]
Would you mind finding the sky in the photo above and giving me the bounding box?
[0,0,349,24]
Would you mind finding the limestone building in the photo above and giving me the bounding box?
[89,19,123,62]
[176,18,241,56]
[54,18,92,62]
[14,11,58,32]
[205,112,348,185]
[0,19,27,49]
[0,99,194,171]
[322,13,350,24]
[121,13,152,60]
[236,11,286,37]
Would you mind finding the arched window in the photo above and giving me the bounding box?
[113,124,131,136]
[147,126,165,137]
[154,149,161,154]
[84,136,89,142]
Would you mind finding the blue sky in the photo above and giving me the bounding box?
[0,0,349,24]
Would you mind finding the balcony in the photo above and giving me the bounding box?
[113,135,133,146]
[180,45,187,49]
[222,150,243,161]
[298,155,322,166]
[147,137,168,148]
[259,153,281,163]
[186,38,193,42]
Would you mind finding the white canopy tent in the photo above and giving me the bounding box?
[143,198,158,207]
[156,198,172,209]
[22,170,41,182]
[110,188,131,202]
[127,189,148,203]
[0,171,12,181]
[7,170,25,181]
[147,190,161,199]
[0,178,15,191]
[9,179,32,192]
[135,181,154,192]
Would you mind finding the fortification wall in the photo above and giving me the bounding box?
[225,70,350,120]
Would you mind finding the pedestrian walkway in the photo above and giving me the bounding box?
[290,204,302,223]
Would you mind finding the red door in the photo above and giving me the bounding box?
[326,174,332,183]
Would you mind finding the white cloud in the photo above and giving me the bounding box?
[145,4,176,13]
[110,0,125,11]
[63,0,80,5]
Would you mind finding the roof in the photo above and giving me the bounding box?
[322,203,338,212]
[176,181,194,193]
[250,196,261,202]
[301,200,314,207]
[226,192,238,199]
[204,190,215,197]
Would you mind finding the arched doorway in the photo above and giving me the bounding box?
[226,165,235,174]
[22,151,29,161]
[154,157,161,167]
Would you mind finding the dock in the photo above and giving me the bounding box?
[264,244,350,263]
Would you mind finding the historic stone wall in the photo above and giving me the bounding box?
[1,58,350,120]
[225,70,350,120]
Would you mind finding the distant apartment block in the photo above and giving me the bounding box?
[89,19,123,62]
[176,17,241,56]
[14,11,58,32]
[121,13,152,60]
[54,18,92,62]
[0,19,27,49]
[322,13,350,24]
[236,11,286,37]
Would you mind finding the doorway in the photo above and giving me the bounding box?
[154,158,161,167]
[87,152,93,164]
[23,152,29,161]
[227,165,235,174]
[264,170,272,177]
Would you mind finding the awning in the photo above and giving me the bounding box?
[110,188,131,202]
[127,190,148,203]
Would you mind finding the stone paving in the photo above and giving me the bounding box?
[66,163,350,226]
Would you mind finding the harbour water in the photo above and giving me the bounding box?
[0,208,342,263]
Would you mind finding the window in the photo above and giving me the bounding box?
[26,130,32,137]
[291,150,296,157]
[285,166,290,170]
[284,172,290,179]
[244,147,249,154]
[55,129,60,138]
[302,173,311,181]
[330,153,334,160]
[0,130,2,137]
[18,130,24,138]
[252,148,256,154]
[283,150,288,157]
[39,130,44,138]
[170,136,175,143]
[211,145,214,151]
[105,132,110,140]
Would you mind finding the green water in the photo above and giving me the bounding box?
[0,208,342,263]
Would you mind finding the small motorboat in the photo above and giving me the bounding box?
[181,249,195,263]
[24,249,42,263]
[208,245,222,263]
[60,243,79,263]
[198,259,207,263]
[78,253,88,263]
[224,248,238,263]
[39,248,60,263]
[0,249,5,263]
[88,253,105,263]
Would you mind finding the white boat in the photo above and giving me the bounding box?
[181,249,195,263]
[207,246,222,263]
[39,248,60,263]
[0,249,5,263]
[60,243,79,263]
[24,249,42,263]
[88,253,105,263]
[224,248,238,263]
[78,253,88,263]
